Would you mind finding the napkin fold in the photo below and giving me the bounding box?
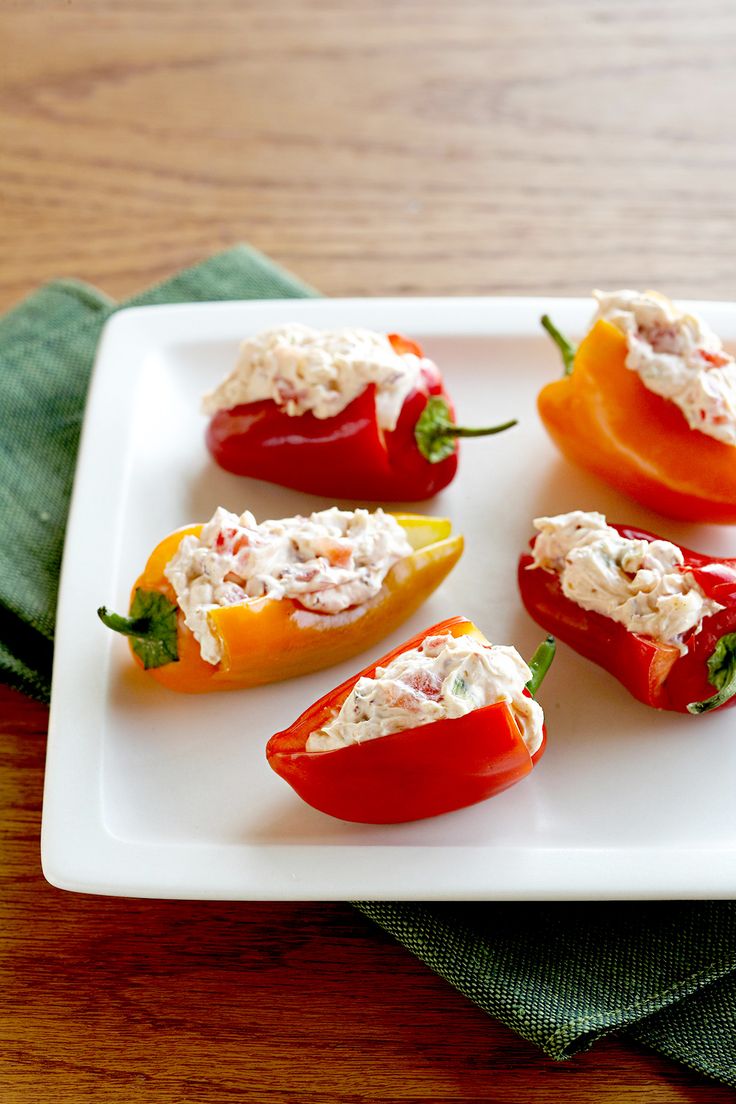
[355,901,736,1084]
[2,246,734,1087]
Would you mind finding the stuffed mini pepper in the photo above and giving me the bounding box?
[539,290,736,522]
[518,510,736,714]
[203,325,516,500]
[98,507,463,692]
[266,616,555,823]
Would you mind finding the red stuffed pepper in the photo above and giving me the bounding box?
[266,616,555,824]
[204,327,516,501]
[518,510,736,714]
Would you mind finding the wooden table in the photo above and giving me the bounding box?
[2,2,735,1099]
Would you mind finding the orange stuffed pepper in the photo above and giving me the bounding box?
[538,289,736,522]
[98,506,463,692]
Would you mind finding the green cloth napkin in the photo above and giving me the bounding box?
[0,246,314,701]
[2,246,735,1087]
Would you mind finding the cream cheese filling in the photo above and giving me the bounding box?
[165,507,413,665]
[306,631,544,756]
[530,510,723,651]
[202,323,437,432]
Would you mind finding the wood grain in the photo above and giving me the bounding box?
[2,1,736,1099]
[3,0,736,309]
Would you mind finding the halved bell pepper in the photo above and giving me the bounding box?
[538,316,736,522]
[518,522,736,714]
[266,616,554,824]
[206,333,516,501]
[98,514,463,693]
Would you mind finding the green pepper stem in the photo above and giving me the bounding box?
[526,635,556,697]
[687,667,736,714]
[686,630,736,715]
[98,606,153,639]
[98,589,179,669]
[414,395,517,463]
[441,418,518,439]
[541,314,576,376]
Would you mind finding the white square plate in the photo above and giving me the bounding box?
[42,297,736,899]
